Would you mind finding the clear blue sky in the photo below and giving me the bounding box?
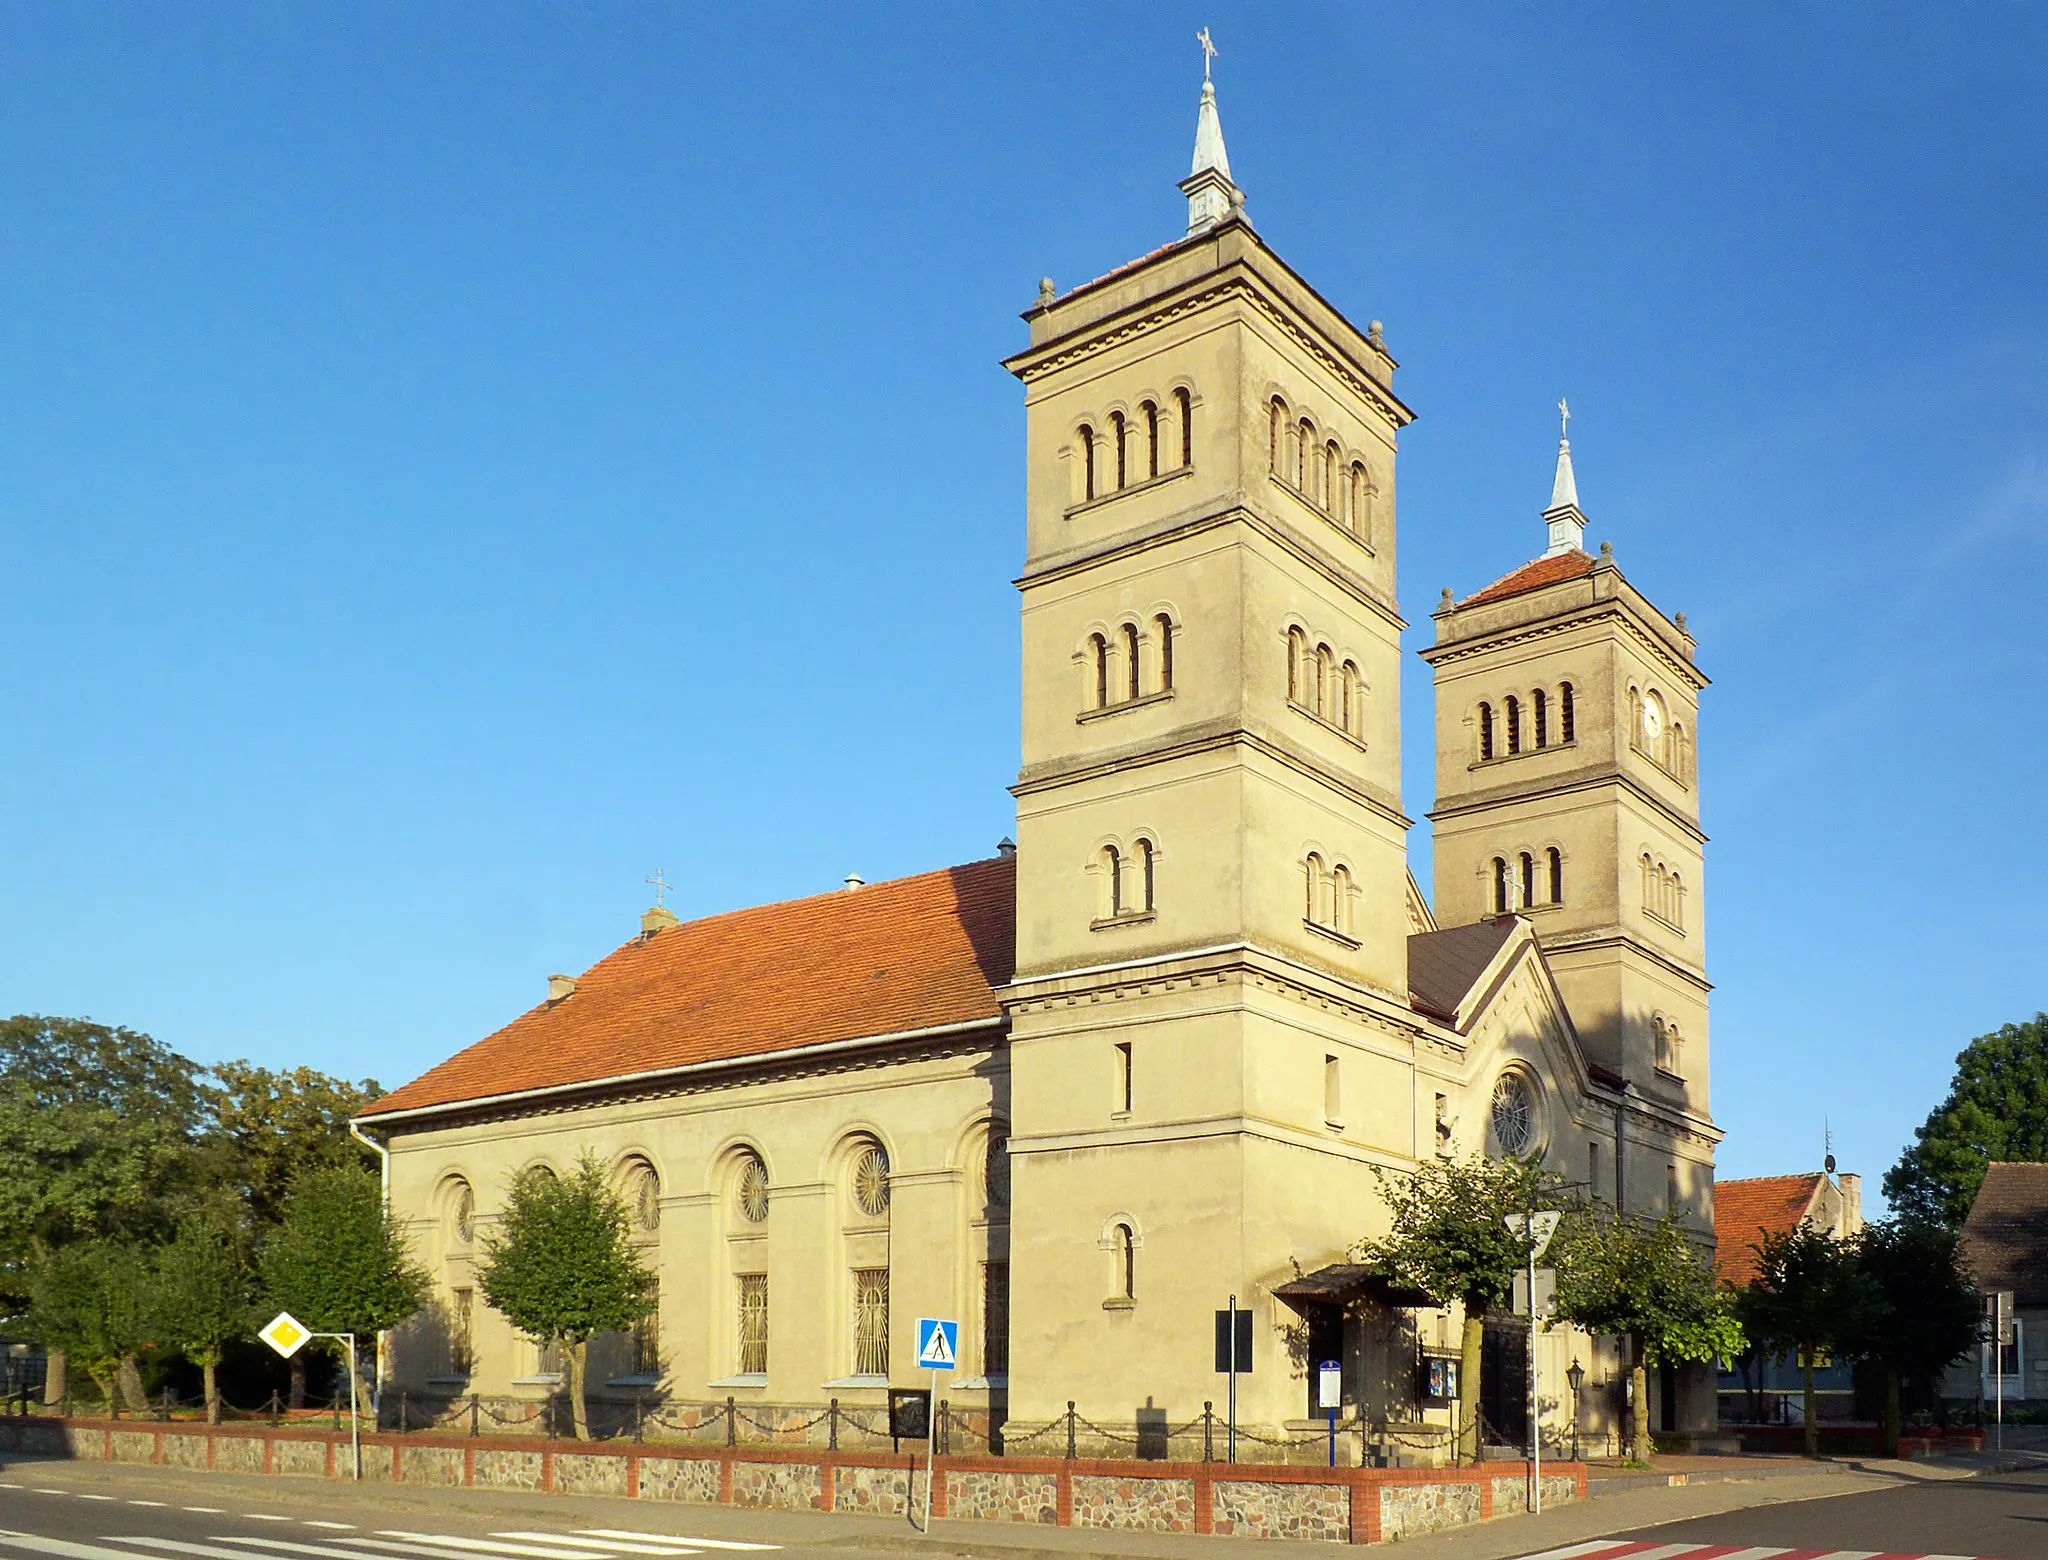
[2,6,2043,1196]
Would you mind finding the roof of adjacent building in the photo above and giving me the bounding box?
[1959,1162,2048,1306]
[1713,1172,1826,1288]
[1460,549,1596,609]
[1406,917,1519,1022]
[359,857,1017,1120]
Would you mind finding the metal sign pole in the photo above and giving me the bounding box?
[923,1366,937,1533]
[1227,1294,1238,1465]
[346,1333,361,1481]
[1529,1229,1539,1514]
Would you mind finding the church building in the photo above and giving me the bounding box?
[357,62,1722,1458]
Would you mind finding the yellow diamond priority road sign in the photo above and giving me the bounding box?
[259,1311,312,1359]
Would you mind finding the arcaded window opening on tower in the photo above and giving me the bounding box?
[1505,695,1522,754]
[1155,613,1175,691]
[1287,626,1307,704]
[1109,410,1128,490]
[1176,387,1193,467]
[1478,702,1495,761]
[1078,424,1096,501]
[1548,847,1564,903]
[1492,855,1509,914]
[1109,1222,1136,1302]
[1142,400,1160,478]
[1534,688,1549,747]
[1089,633,1109,708]
[1122,622,1142,701]
[1519,852,1535,908]
[1560,682,1575,742]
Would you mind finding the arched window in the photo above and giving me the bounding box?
[1305,852,1325,922]
[623,1159,661,1233]
[1323,442,1340,513]
[1111,1223,1136,1301]
[1350,462,1371,542]
[736,1152,769,1224]
[447,1179,474,1245]
[1269,398,1285,474]
[1505,695,1522,754]
[1154,614,1174,692]
[1534,689,1549,748]
[1672,723,1690,782]
[1492,856,1509,915]
[1297,419,1313,491]
[1135,838,1156,912]
[1142,400,1160,479]
[1560,682,1575,742]
[1176,388,1193,467]
[1287,627,1307,704]
[1078,424,1096,501]
[1629,688,1648,751]
[982,1131,1010,1213]
[1478,702,1495,760]
[1110,411,1128,490]
[1340,661,1360,736]
[1547,847,1563,904]
[1490,1073,1536,1156]
[850,1141,891,1220]
[1122,623,1141,701]
[1518,852,1535,909]
[1671,870,1685,930]
[1089,633,1109,708]
[1315,644,1333,718]
[1332,863,1352,934]
[1102,844,1123,917]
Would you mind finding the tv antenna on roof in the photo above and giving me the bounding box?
[1824,1120,1836,1176]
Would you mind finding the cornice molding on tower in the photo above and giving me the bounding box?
[1428,767,1708,848]
[1531,926,1713,991]
[1017,500,1404,635]
[1420,594,1707,693]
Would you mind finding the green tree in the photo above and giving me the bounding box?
[478,1155,655,1441]
[1737,1226,1873,1457]
[28,1241,160,1415]
[1550,1206,1743,1463]
[260,1168,427,1416]
[157,1211,257,1423]
[1842,1219,1980,1454]
[1884,1014,2048,1229]
[1356,1155,1552,1464]
[0,1015,210,1310]
[198,1062,383,1237]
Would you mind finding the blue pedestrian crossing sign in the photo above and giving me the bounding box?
[915,1317,959,1371]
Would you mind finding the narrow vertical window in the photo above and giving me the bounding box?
[1332,863,1352,934]
[1115,1042,1133,1114]
[1154,614,1174,692]
[1112,1223,1136,1300]
[1143,401,1160,479]
[1492,856,1509,914]
[1519,852,1535,909]
[1269,398,1284,473]
[1090,633,1109,708]
[1315,644,1333,719]
[1304,852,1324,922]
[1297,419,1312,490]
[1342,661,1362,737]
[1122,622,1141,701]
[736,1275,767,1375]
[1078,425,1096,501]
[1534,689,1549,747]
[1478,702,1495,760]
[1548,847,1563,904]
[1137,838,1155,912]
[1324,1054,1341,1125]
[981,1262,1010,1377]
[1588,1142,1603,1201]
[1324,442,1339,513]
[1288,627,1307,704]
[1104,844,1123,917]
[1111,411,1128,490]
[450,1288,474,1376]
[1560,682,1575,742]
[1176,388,1193,467]
[1506,695,1522,754]
[852,1268,889,1376]
[1350,463,1371,542]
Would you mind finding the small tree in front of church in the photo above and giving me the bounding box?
[478,1154,654,1441]
[1356,1155,1554,1464]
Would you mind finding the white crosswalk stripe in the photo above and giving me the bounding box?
[0,1532,170,1560]
[106,1539,342,1560]
[172,1538,418,1560]
[357,1537,639,1560]
[491,1538,695,1556]
[1505,1546,2006,1560]
[580,1537,778,1555]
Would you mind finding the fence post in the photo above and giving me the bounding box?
[938,1399,949,1458]
[159,1390,170,1423]
[828,1397,839,1451]
[1204,1401,1214,1463]
[1066,1401,1077,1460]
[333,1393,341,1431]
[726,1396,737,1448]
[633,1398,643,1445]
[470,1395,480,1438]
[269,1391,280,1429]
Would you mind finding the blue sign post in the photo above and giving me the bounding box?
[912,1318,959,1532]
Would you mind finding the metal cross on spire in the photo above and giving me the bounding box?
[1197,26,1218,81]
[645,868,671,908]
[1557,397,1571,440]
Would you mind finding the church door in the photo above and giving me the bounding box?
[1480,1310,1527,1448]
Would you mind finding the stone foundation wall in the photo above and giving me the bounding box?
[0,1415,1583,1545]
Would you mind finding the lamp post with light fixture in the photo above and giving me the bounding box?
[1566,1357,1586,1462]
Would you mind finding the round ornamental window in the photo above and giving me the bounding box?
[852,1143,891,1219]
[629,1163,661,1232]
[452,1184,474,1244]
[1490,1073,1535,1156]
[983,1133,1010,1211]
[737,1155,770,1224]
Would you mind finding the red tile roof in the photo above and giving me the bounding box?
[1460,550,1595,609]
[1714,1173,1825,1288]
[360,857,1016,1120]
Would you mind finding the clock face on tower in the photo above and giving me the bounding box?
[1642,700,1662,741]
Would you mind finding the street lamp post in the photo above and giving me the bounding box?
[1566,1358,1586,1463]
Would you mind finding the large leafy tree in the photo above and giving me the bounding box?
[1550,1206,1743,1463]
[261,1168,427,1416]
[1884,1014,2048,1229]
[156,1210,257,1423]
[197,1061,383,1236]
[1737,1226,1874,1457]
[1356,1155,1552,1464]
[28,1241,161,1414]
[0,1015,210,1309]
[478,1155,655,1441]
[1843,1219,1980,1454]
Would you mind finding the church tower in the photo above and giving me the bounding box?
[1421,421,1714,1194]
[999,56,1421,1431]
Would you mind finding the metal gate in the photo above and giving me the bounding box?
[1480,1309,1527,1447]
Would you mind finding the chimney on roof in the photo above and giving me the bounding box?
[1839,1172,1862,1235]
[998,837,1016,858]
[641,905,678,935]
[546,973,577,1003]
[844,874,865,891]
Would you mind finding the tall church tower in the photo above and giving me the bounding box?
[999,62,1420,1430]
[1421,423,1713,1173]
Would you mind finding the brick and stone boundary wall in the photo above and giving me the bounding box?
[0,1417,1584,1545]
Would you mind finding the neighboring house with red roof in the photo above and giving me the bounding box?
[1712,1170,1865,1422]
[357,68,1725,1460]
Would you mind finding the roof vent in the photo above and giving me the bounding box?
[997,837,1016,859]
[844,874,865,891]
[546,973,577,1003]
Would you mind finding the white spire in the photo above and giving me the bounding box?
[1542,397,1587,557]
[1181,28,1244,234]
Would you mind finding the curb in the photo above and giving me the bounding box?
[1589,1462,1848,1498]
